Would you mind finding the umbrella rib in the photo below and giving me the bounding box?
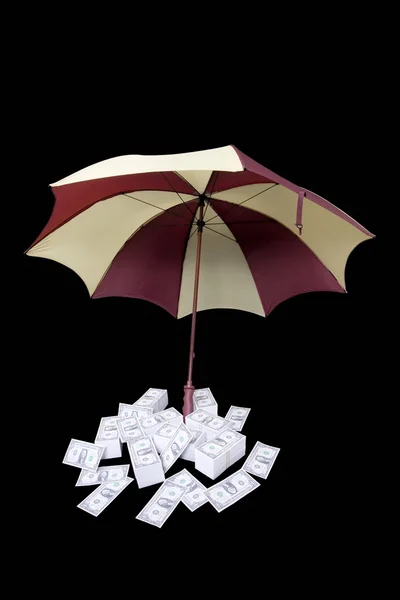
[203,171,218,220]
[203,225,237,243]
[162,173,196,217]
[204,183,278,224]
[123,193,193,223]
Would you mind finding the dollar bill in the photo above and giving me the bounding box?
[136,480,187,528]
[196,428,243,458]
[118,403,153,419]
[205,469,260,512]
[167,469,208,511]
[77,477,133,517]
[76,464,130,487]
[62,439,105,472]
[154,422,178,440]
[193,388,217,411]
[160,407,182,422]
[160,423,193,472]
[188,410,231,435]
[133,388,165,410]
[225,406,251,431]
[139,413,168,435]
[96,416,119,440]
[242,441,280,479]
[116,415,144,442]
[127,436,160,469]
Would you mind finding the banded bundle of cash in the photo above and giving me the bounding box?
[225,406,251,431]
[132,388,168,413]
[180,429,207,462]
[186,409,232,441]
[193,388,218,415]
[95,416,122,459]
[118,403,153,419]
[205,469,260,512]
[62,439,105,472]
[195,427,246,479]
[159,423,193,472]
[139,407,183,436]
[243,441,280,479]
[127,435,165,488]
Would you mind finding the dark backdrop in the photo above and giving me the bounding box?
[18,101,379,568]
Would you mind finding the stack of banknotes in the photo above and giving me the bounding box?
[62,386,281,524]
[194,427,246,479]
[193,388,218,415]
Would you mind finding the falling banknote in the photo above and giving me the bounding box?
[136,480,187,528]
[160,423,193,472]
[62,439,105,472]
[242,441,280,479]
[205,469,260,512]
[224,406,251,431]
[77,478,133,516]
[75,464,130,487]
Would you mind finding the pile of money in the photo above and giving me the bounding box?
[195,427,246,479]
[186,409,232,441]
[62,385,281,525]
[127,435,165,488]
[193,388,218,415]
[132,388,168,413]
[180,429,207,462]
[95,416,122,459]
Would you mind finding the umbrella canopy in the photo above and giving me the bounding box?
[26,145,374,414]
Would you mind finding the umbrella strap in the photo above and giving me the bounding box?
[296,191,306,235]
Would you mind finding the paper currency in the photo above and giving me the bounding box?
[195,427,246,479]
[133,388,168,413]
[76,464,130,487]
[225,406,251,431]
[139,413,169,436]
[118,403,153,419]
[127,435,165,488]
[205,469,260,512]
[136,480,186,528]
[242,441,280,479]
[158,407,183,425]
[180,429,207,462]
[186,409,232,441]
[95,416,122,459]
[167,469,208,511]
[116,415,144,443]
[62,439,105,472]
[193,388,218,415]
[77,477,133,516]
[160,423,193,473]
[153,423,178,453]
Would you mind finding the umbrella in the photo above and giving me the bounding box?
[25,145,374,416]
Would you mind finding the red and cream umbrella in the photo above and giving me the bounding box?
[26,145,374,416]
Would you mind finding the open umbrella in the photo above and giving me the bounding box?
[25,145,374,416]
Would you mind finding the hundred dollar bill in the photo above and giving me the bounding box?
[136,480,186,528]
[205,469,260,512]
[160,423,193,472]
[167,469,208,511]
[242,441,280,479]
[118,403,152,419]
[62,439,105,472]
[225,406,251,431]
[116,415,144,442]
[96,416,119,441]
[77,477,133,517]
[76,464,130,487]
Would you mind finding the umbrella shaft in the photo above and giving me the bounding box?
[187,201,204,385]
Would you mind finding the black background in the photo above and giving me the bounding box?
[17,72,380,574]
